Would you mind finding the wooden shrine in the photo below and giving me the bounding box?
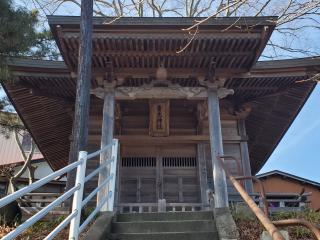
[2,17,320,212]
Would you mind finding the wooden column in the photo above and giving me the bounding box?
[238,119,254,193]
[114,145,121,211]
[97,87,115,212]
[197,144,208,208]
[207,87,229,208]
[66,0,93,193]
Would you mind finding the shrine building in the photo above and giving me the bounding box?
[2,16,319,212]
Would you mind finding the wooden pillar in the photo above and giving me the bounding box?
[197,144,208,208]
[114,145,120,211]
[207,87,229,208]
[66,0,93,193]
[238,119,254,193]
[97,87,115,212]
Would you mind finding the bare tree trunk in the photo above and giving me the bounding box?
[65,0,93,197]
[7,178,16,194]
[27,165,36,184]
[8,130,36,193]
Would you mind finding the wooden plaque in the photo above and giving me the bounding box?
[149,100,170,137]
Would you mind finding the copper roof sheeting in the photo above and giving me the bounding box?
[48,16,276,74]
[2,57,319,172]
[0,130,43,166]
[3,84,73,171]
[1,16,317,172]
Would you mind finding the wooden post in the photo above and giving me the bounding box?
[197,144,208,208]
[207,87,229,208]
[98,87,115,212]
[66,0,93,193]
[238,119,254,193]
[114,145,121,212]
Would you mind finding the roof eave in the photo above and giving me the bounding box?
[47,15,278,28]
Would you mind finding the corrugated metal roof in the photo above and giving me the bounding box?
[0,130,43,166]
[256,170,320,188]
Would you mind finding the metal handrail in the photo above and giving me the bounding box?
[87,141,114,159]
[0,139,119,240]
[219,155,320,240]
[0,160,82,209]
[217,155,286,240]
[273,219,320,240]
[221,155,269,216]
[2,185,79,240]
[44,210,78,240]
[235,175,269,216]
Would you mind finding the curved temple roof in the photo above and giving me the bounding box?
[1,16,319,173]
[3,56,319,172]
[48,16,277,78]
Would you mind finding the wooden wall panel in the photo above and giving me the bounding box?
[85,98,251,205]
[119,144,199,204]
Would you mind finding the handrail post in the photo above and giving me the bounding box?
[69,151,87,240]
[107,139,119,212]
[217,156,285,240]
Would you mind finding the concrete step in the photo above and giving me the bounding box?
[116,211,213,222]
[108,231,218,240]
[112,219,216,233]
[109,211,218,240]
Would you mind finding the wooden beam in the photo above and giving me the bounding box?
[237,70,308,79]
[93,67,248,79]
[110,135,211,144]
[64,31,262,40]
[71,50,254,58]
[115,87,207,100]
[89,134,244,144]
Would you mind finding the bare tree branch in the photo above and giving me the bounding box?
[26,0,320,58]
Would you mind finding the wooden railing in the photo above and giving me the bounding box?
[117,202,203,213]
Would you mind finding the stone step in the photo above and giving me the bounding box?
[108,231,218,240]
[116,211,213,222]
[112,219,216,233]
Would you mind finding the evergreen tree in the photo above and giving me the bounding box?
[0,1,52,189]
[0,0,58,111]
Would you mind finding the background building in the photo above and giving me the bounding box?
[255,170,320,211]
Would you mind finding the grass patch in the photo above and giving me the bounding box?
[0,207,99,239]
[233,208,320,240]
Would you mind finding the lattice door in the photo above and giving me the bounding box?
[161,156,200,203]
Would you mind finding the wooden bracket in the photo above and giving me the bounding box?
[105,61,114,83]
[56,25,75,71]
[207,59,216,83]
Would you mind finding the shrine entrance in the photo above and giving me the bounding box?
[118,144,201,212]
